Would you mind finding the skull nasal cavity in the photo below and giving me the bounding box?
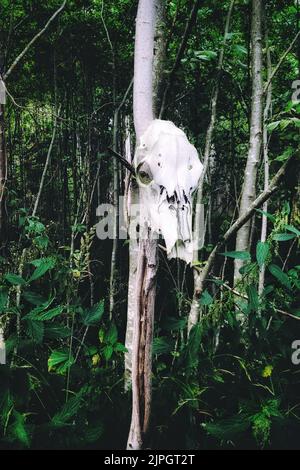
[137,161,153,185]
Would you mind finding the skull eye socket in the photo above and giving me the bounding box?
[136,162,153,185]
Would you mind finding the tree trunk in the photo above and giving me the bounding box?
[188,0,235,332]
[0,103,7,250]
[127,0,158,450]
[258,22,272,296]
[234,0,263,283]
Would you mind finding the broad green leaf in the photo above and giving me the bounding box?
[194,50,217,61]
[255,209,275,223]
[200,289,213,306]
[34,235,49,250]
[221,251,251,260]
[44,325,70,339]
[152,337,174,356]
[35,306,64,321]
[84,423,104,443]
[103,345,113,360]
[273,233,296,241]
[0,287,8,314]
[256,241,269,269]
[4,274,26,286]
[106,323,118,345]
[26,320,44,343]
[23,290,46,306]
[114,342,127,353]
[268,264,291,290]
[28,257,56,282]
[285,225,300,236]
[23,298,54,320]
[267,121,280,131]
[163,316,187,331]
[187,323,202,369]
[11,411,30,448]
[203,414,251,440]
[233,44,247,55]
[51,391,84,428]
[82,300,105,325]
[48,349,74,374]
[247,284,259,311]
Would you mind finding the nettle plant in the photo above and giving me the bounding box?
[148,203,300,449]
[0,214,127,449]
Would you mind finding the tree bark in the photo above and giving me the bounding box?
[127,0,160,450]
[0,103,7,250]
[258,22,272,296]
[234,0,263,283]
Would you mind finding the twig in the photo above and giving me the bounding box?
[159,0,201,117]
[263,30,300,95]
[3,0,66,80]
[217,279,300,321]
[188,153,297,330]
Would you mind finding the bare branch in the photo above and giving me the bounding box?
[159,0,201,118]
[188,153,297,330]
[3,0,66,81]
[263,30,300,95]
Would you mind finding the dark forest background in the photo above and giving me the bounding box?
[0,0,299,450]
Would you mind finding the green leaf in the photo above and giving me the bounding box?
[23,290,46,306]
[163,316,187,331]
[255,209,275,223]
[84,423,104,443]
[0,287,8,314]
[51,391,84,428]
[25,320,44,343]
[48,349,74,374]
[267,120,280,131]
[103,345,113,360]
[203,414,251,440]
[22,298,54,320]
[114,342,127,353]
[44,324,71,339]
[34,235,49,250]
[28,257,56,282]
[268,264,291,290]
[194,50,217,61]
[11,411,31,448]
[106,323,118,345]
[152,337,174,356]
[82,300,104,325]
[35,306,64,321]
[256,242,269,269]
[273,233,296,241]
[247,284,259,311]
[200,289,213,306]
[187,323,202,370]
[4,274,26,286]
[233,44,247,56]
[220,251,251,260]
[285,225,300,236]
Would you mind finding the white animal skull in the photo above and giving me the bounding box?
[135,119,203,263]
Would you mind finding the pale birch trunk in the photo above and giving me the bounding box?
[234,0,263,283]
[188,0,235,332]
[124,0,165,391]
[124,117,139,390]
[258,26,272,296]
[127,0,160,451]
[0,103,6,249]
